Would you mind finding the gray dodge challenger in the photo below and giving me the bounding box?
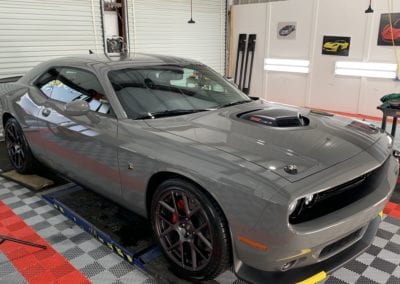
[0,54,397,283]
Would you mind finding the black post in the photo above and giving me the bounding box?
[234,34,247,88]
[0,235,47,250]
[242,34,256,95]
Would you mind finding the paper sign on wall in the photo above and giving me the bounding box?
[322,36,351,56]
[378,13,400,46]
[277,22,296,40]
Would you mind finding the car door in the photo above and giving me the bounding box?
[34,66,121,199]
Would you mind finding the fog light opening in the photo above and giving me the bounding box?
[393,150,400,159]
[281,260,297,271]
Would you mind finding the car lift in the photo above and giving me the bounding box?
[42,185,193,284]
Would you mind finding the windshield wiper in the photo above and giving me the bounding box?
[137,109,211,119]
[219,100,252,109]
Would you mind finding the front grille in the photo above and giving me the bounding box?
[290,158,388,224]
[319,228,362,259]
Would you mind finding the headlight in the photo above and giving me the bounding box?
[289,194,316,216]
[288,199,300,214]
[304,194,316,206]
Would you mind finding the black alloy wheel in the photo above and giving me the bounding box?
[4,118,36,174]
[151,179,231,281]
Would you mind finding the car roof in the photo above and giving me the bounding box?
[20,53,203,83]
[46,53,202,69]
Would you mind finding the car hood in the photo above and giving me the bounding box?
[145,100,385,182]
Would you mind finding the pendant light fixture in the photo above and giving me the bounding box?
[365,0,374,13]
[188,0,195,24]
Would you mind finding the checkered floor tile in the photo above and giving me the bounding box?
[0,178,151,283]
[324,216,400,284]
[0,176,399,283]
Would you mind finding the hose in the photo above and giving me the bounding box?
[387,0,400,79]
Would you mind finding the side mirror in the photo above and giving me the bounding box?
[64,100,90,116]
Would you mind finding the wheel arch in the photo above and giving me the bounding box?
[2,112,14,127]
[146,171,227,222]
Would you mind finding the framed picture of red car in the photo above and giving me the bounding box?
[378,13,400,46]
[322,36,351,56]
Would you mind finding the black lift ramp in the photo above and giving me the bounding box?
[42,185,241,284]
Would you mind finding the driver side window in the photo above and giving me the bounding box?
[35,67,112,115]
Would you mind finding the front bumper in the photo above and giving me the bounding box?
[232,147,397,283]
[235,215,381,284]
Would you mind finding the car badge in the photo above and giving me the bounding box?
[284,164,298,175]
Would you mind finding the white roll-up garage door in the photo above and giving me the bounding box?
[127,0,226,74]
[0,0,226,78]
[0,0,103,79]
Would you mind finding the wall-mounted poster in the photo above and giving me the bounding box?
[277,22,296,40]
[378,13,400,46]
[322,36,351,56]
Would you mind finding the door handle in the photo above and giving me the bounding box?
[42,108,51,117]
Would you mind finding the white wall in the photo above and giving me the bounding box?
[231,4,267,96]
[231,0,400,117]
[265,0,315,107]
[309,0,367,114]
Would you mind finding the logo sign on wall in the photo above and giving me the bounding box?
[378,13,400,46]
[322,36,351,56]
[277,22,296,40]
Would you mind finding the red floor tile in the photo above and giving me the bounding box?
[0,201,89,284]
[384,201,400,219]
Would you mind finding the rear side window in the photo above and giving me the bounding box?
[35,68,61,97]
[35,67,111,115]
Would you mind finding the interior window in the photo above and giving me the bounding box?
[170,68,225,92]
[36,67,111,115]
[108,64,250,119]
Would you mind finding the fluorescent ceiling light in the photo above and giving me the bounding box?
[265,58,310,67]
[335,61,397,79]
[265,65,310,74]
[264,58,310,74]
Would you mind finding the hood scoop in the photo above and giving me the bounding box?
[239,108,309,128]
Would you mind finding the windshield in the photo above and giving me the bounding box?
[108,64,251,119]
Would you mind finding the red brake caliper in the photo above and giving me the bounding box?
[171,199,185,224]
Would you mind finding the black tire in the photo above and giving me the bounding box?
[150,178,231,281]
[4,118,36,174]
